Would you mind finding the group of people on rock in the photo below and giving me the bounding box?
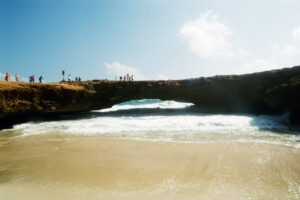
[4,72,44,83]
[5,73,19,82]
[61,70,81,83]
[3,70,83,83]
[116,73,134,81]
[75,77,81,82]
[62,74,81,82]
[29,75,43,83]
[4,70,134,83]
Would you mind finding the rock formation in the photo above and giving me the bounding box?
[1,66,300,128]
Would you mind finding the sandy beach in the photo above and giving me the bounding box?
[1,133,299,200]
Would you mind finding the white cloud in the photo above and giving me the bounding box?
[240,59,280,74]
[274,27,300,59]
[179,10,249,59]
[156,74,169,80]
[292,27,300,41]
[279,44,298,57]
[237,49,251,56]
[104,62,145,80]
[20,77,28,82]
[0,73,4,80]
[242,26,300,74]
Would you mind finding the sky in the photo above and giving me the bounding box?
[1,0,300,82]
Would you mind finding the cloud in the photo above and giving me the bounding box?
[179,10,249,59]
[292,27,300,41]
[156,74,169,80]
[279,44,298,57]
[20,77,28,82]
[240,59,280,74]
[104,62,145,80]
[242,26,300,74]
[0,73,4,80]
[275,27,300,58]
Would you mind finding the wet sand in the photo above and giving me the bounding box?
[0,134,300,199]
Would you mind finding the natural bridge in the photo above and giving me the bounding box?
[1,66,300,128]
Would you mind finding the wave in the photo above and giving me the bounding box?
[5,116,300,148]
[96,99,194,112]
[2,99,300,148]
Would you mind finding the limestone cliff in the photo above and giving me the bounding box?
[1,66,300,128]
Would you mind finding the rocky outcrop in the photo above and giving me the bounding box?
[1,66,300,128]
[0,83,95,128]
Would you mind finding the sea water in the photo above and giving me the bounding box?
[0,99,299,199]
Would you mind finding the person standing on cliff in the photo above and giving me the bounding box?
[15,73,19,82]
[68,74,71,82]
[7,73,11,81]
[29,75,34,83]
[39,75,43,83]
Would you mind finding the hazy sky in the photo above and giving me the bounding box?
[1,0,300,82]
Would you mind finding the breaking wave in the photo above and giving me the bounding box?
[4,99,300,148]
[98,99,194,112]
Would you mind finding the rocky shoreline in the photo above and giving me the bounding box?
[1,66,300,129]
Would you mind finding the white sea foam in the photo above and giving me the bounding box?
[7,99,300,148]
[97,99,194,112]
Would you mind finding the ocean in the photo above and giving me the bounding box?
[0,99,299,199]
